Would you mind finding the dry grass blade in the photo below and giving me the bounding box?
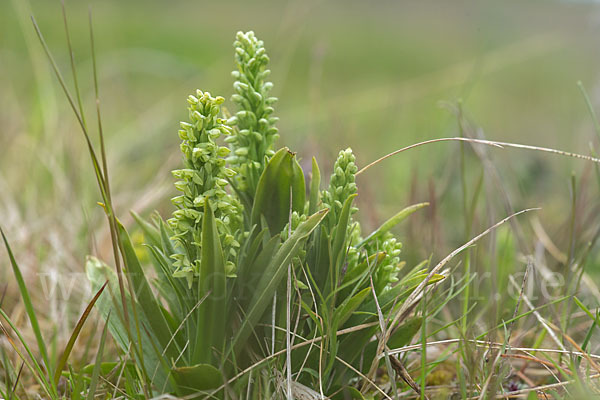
[389,338,600,362]
[530,217,567,263]
[389,356,425,399]
[12,362,25,397]
[377,208,538,363]
[508,276,566,352]
[465,373,600,399]
[333,356,394,400]
[0,314,53,398]
[500,353,572,374]
[506,260,531,350]
[357,137,600,176]
[199,321,380,399]
[545,320,600,375]
[369,276,400,399]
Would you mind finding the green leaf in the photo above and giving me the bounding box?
[309,157,321,215]
[54,281,107,387]
[236,233,280,304]
[236,226,272,282]
[337,316,422,376]
[231,209,328,357]
[235,225,259,270]
[331,386,366,400]
[388,316,422,349]
[116,220,177,359]
[380,273,445,309]
[357,202,429,247]
[340,252,385,289]
[172,363,223,394]
[85,256,171,391]
[527,391,538,400]
[81,361,135,376]
[344,387,366,399]
[131,211,161,249]
[334,287,371,327]
[145,244,186,318]
[573,297,600,352]
[309,225,331,290]
[193,202,227,364]
[251,147,306,234]
[346,273,445,327]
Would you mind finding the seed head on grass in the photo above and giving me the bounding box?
[168,90,243,284]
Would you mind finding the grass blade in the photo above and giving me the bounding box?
[357,202,429,248]
[0,310,54,398]
[0,227,51,382]
[357,137,600,176]
[86,313,110,400]
[53,281,108,387]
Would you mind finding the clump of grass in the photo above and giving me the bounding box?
[5,22,435,397]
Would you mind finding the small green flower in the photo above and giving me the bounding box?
[227,31,279,198]
[168,90,243,283]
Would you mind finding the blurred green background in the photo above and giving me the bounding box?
[2,0,600,281]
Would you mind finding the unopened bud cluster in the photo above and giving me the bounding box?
[226,31,280,195]
[321,148,403,294]
[168,90,243,282]
[322,148,359,233]
[369,233,403,294]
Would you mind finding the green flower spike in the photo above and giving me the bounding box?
[321,148,359,233]
[226,31,279,199]
[322,148,402,294]
[168,90,243,285]
[368,233,403,294]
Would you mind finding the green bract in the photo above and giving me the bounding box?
[168,90,243,284]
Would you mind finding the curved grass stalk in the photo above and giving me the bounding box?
[357,137,600,176]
